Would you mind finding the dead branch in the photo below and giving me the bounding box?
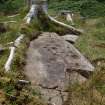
[5,34,24,72]
[43,9,83,35]
[24,4,37,24]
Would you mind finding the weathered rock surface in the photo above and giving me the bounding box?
[62,34,79,43]
[25,32,94,105]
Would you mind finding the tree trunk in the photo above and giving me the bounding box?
[25,0,82,35]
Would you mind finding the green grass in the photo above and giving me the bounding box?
[63,16,105,105]
[49,0,105,18]
[75,17,105,60]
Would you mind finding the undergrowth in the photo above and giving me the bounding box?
[0,10,46,105]
[49,0,105,18]
[64,15,105,105]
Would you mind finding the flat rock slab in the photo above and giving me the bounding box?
[25,32,94,105]
[25,33,94,105]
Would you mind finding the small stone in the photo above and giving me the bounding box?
[9,95,17,101]
[62,34,79,43]
[18,80,30,85]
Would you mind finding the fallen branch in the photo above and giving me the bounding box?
[0,21,17,24]
[5,34,24,72]
[48,15,82,35]
[5,47,15,72]
[18,80,30,85]
[24,4,37,24]
[8,14,20,18]
[43,9,83,35]
[14,34,24,47]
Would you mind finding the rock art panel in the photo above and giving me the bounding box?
[25,32,94,105]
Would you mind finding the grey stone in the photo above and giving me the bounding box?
[25,33,94,89]
[62,34,79,43]
[25,32,94,105]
